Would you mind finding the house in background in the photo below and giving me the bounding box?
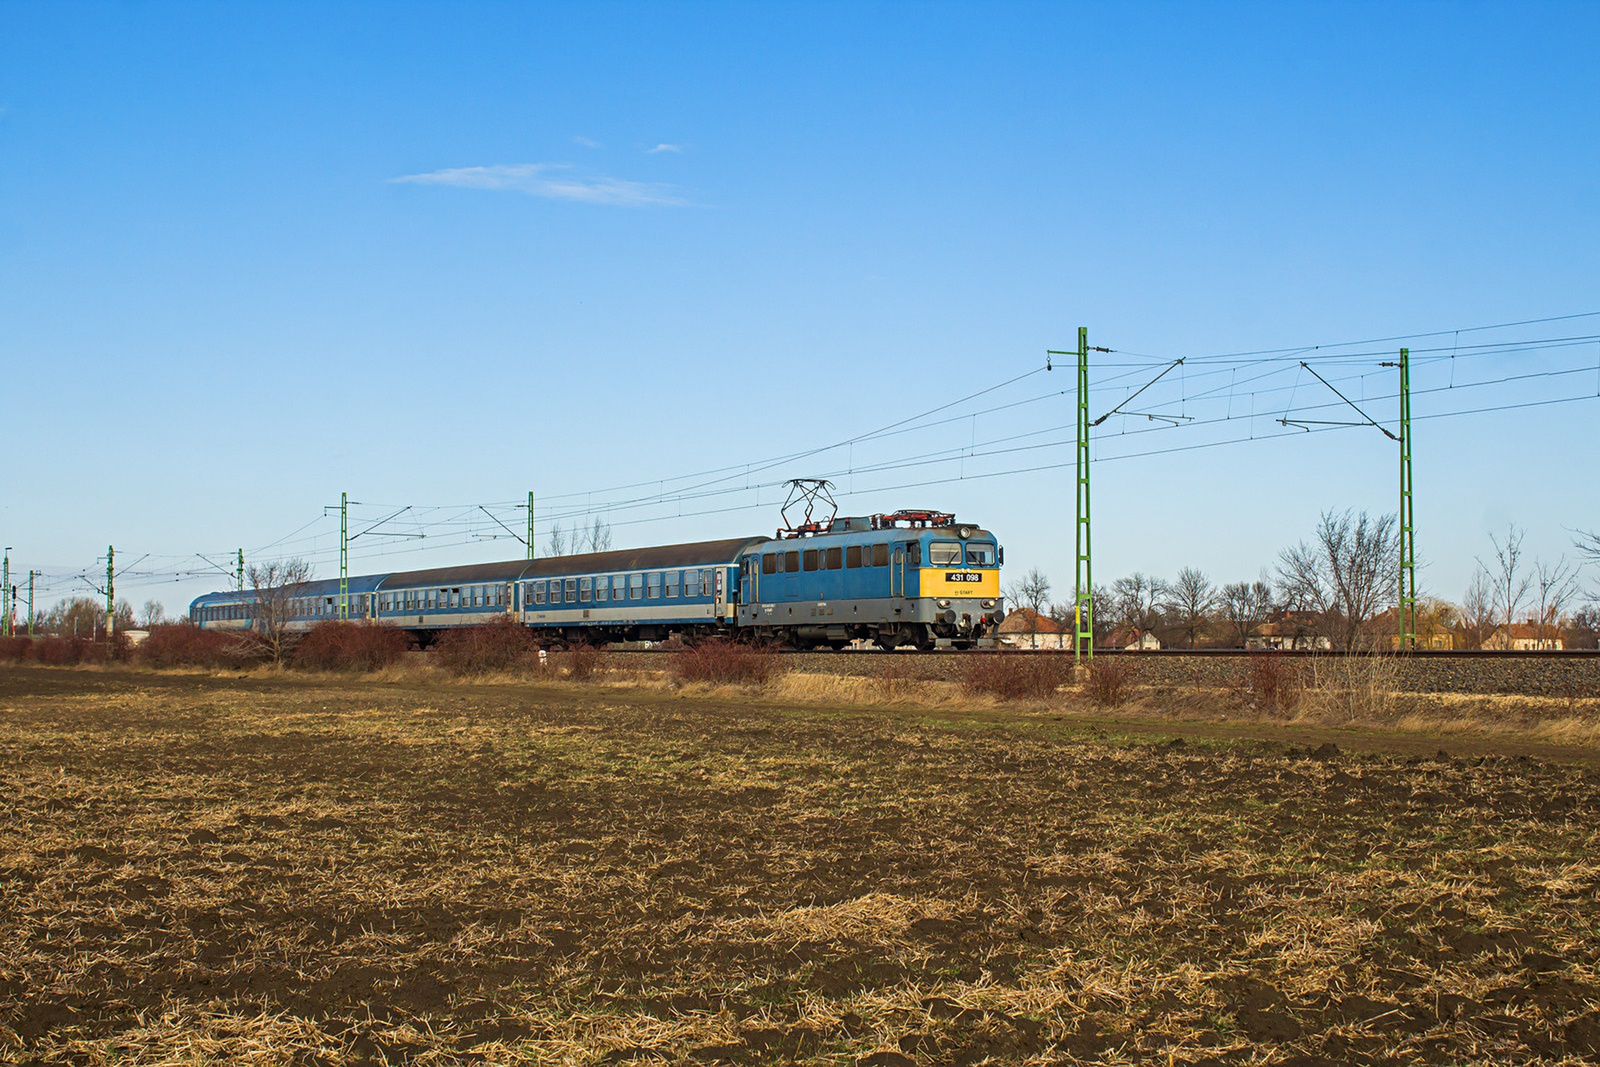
[1362,607,1457,650]
[1104,626,1161,650]
[1482,622,1564,651]
[996,609,1068,649]
[1247,611,1332,650]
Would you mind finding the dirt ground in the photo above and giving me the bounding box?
[1,665,1598,1065]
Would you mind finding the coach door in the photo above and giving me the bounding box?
[890,547,905,598]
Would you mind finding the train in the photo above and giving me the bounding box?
[190,509,1005,650]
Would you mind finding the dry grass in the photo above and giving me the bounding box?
[1,664,1597,1064]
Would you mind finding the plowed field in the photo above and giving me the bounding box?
[2,666,1597,1065]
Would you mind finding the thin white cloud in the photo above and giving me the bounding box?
[646,143,682,154]
[572,135,602,149]
[390,163,685,207]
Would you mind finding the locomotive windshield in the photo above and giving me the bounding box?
[929,541,963,566]
[965,542,997,566]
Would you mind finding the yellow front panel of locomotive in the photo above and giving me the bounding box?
[921,568,1001,598]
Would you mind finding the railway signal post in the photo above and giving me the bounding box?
[527,491,535,560]
[105,546,114,638]
[2,548,10,638]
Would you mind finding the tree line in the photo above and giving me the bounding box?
[1003,509,1600,651]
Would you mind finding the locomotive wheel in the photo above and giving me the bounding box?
[912,625,937,651]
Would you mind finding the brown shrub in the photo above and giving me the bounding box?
[672,639,784,686]
[433,617,537,675]
[0,637,33,662]
[137,623,249,669]
[962,652,1071,700]
[35,636,103,666]
[554,643,606,682]
[1236,653,1302,712]
[291,622,412,672]
[1082,656,1141,706]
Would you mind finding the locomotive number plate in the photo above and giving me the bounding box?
[945,571,983,583]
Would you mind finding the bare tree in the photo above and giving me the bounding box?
[1164,566,1217,648]
[1533,556,1582,648]
[583,517,614,553]
[1481,524,1531,640]
[1276,509,1399,651]
[1050,585,1112,645]
[1109,573,1167,635]
[140,599,166,629]
[246,558,314,664]
[1459,568,1496,650]
[1575,529,1600,565]
[42,596,110,637]
[545,522,571,557]
[1004,566,1052,648]
[1219,578,1274,648]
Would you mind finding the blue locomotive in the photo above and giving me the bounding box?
[190,509,1004,649]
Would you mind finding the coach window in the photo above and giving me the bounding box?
[647,572,662,599]
[762,554,777,575]
[665,570,680,597]
[594,576,608,603]
[784,550,800,573]
[564,578,578,602]
[531,581,544,605]
[871,543,889,567]
[846,545,862,569]
[825,547,842,570]
[684,569,700,598]
[613,575,627,600]
[628,573,644,599]
[579,577,593,602]
[802,549,818,572]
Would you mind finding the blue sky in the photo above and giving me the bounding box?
[2,1,1597,615]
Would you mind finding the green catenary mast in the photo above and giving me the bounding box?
[27,570,40,636]
[1,548,10,638]
[339,492,349,621]
[1398,347,1417,649]
[1074,326,1093,662]
[527,490,535,560]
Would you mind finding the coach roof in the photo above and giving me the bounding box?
[376,537,769,589]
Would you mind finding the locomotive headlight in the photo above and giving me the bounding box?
[936,599,951,608]
[981,599,995,609]
[958,526,975,539]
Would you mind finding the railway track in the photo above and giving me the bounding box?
[600,646,1600,659]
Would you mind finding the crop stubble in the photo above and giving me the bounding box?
[0,666,1598,1065]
